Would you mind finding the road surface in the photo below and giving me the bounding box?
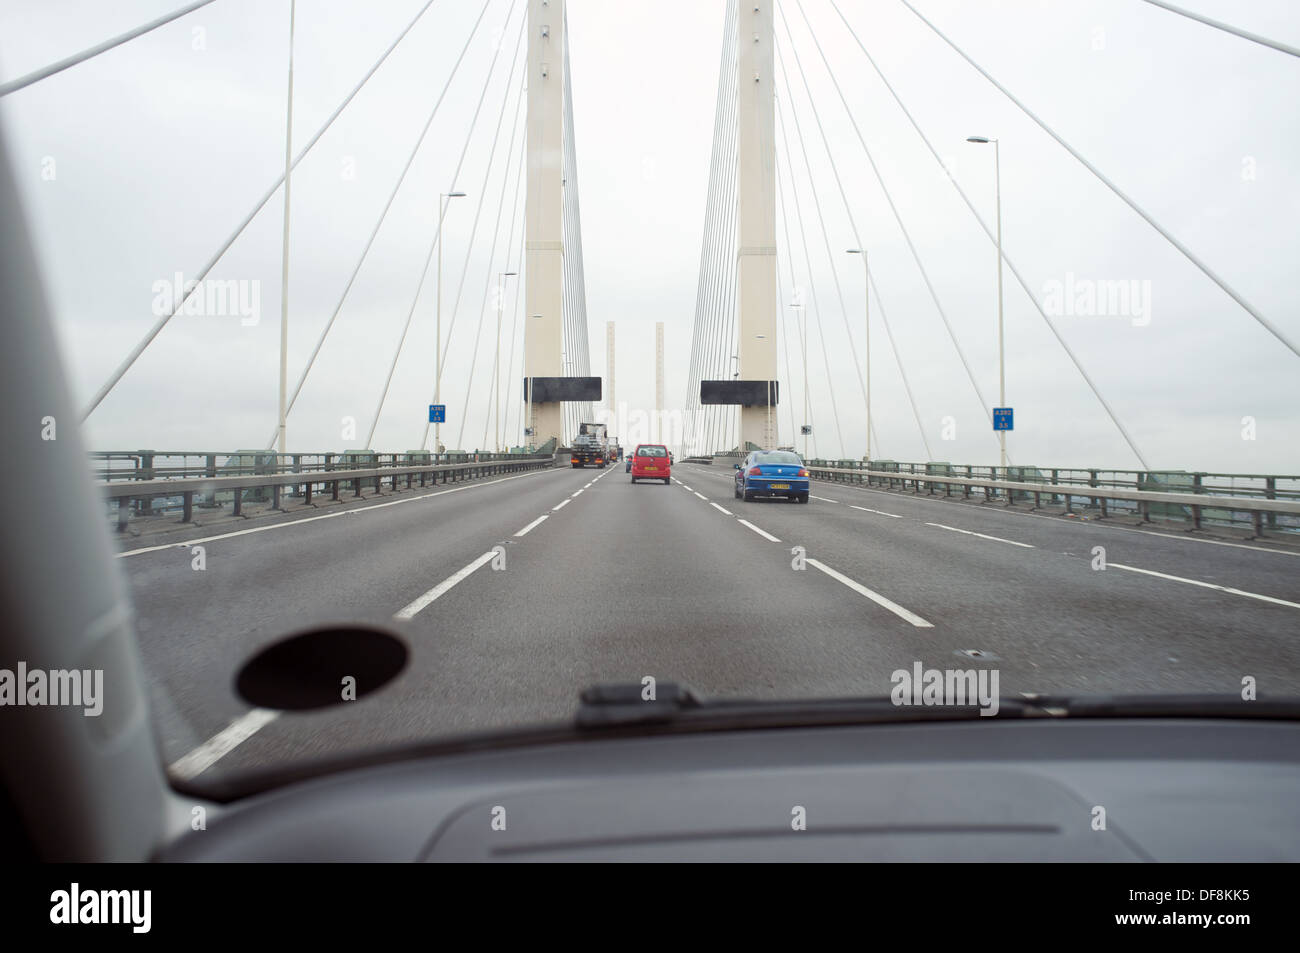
[116,459,1300,782]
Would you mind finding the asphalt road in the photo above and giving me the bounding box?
[117,459,1300,782]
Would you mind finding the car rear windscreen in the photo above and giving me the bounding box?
[637,446,668,457]
[754,451,802,465]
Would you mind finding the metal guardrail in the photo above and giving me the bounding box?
[801,461,1300,537]
[96,452,554,530]
[90,449,530,483]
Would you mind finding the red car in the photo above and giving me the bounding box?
[630,444,671,484]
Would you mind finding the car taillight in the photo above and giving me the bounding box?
[747,466,762,476]
[797,468,809,477]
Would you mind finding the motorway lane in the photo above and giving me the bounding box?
[681,464,1300,600]
[131,456,1300,783]
[227,458,940,774]
[124,464,578,763]
[678,463,1300,693]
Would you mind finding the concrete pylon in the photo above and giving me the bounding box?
[606,320,615,419]
[655,322,664,442]
[525,0,564,448]
[736,0,778,451]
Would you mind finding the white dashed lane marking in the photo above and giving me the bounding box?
[849,505,902,518]
[1110,563,1300,610]
[805,558,934,629]
[737,519,781,542]
[925,522,1033,548]
[514,515,548,537]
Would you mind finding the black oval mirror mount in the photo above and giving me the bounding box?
[235,624,408,712]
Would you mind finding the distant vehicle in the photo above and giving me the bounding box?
[734,449,809,503]
[570,422,609,468]
[625,453,633,473]
[630,444,671,484]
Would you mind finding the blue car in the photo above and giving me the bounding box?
[734,449,810,503]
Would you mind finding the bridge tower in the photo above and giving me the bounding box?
[524,0,565,448]
[736,1,778,450]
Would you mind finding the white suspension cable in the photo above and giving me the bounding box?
[269,0,500,449]
[0,0,218,98]
[897,0,1298,363]
[785,7,1003,461]
[1140,0,1300,58]
[83,0,445,421]
[775,96,845,458]
[826,0,1152,469]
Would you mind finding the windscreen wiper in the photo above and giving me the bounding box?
[575,684,1300,732]
[575,681,1037,730]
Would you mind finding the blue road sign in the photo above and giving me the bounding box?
[993,407,1013,431]
[428,404,446,424]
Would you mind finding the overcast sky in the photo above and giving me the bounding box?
[1,0,1297,472]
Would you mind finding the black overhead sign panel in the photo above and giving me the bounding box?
[523,377,602,402]
[700,380,779,406]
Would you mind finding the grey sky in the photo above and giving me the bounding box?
[1,0,1296,471]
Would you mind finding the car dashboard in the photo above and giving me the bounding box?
[160,717,1300,861]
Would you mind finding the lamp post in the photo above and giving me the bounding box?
[755,334,771,448]
[525,313,542,450]
[494,271,517,452]
[967,136,1006,473]
[791,303,807,459]
[846,249,869,462]
[435,190,466,454]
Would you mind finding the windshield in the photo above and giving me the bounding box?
[7,0,1298,791]
[753,451,802,465]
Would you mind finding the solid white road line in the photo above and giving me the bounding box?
[1109,563,1300,610]
[514,515,549,537]
[1109,529,1300,557]
[552,499,571,511]
[116,465,565,558]
[925,522,1034,548]
[831,479,1300,559]
[169,708,280,781]
[804,558,934,628]
[737,519,781,542]
[849,504,902,518]
[394,550,497,620]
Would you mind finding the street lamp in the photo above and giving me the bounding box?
[790,303,807,459]
[730,354,741,451]
[846,248,869,463]
[967,135,1006,473]
[494,271,517,452]
[754,335,772,447]
[435,190,466,454]
[525,313,542,449]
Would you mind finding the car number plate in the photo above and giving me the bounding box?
[645,466,657,470]
[770,483,790,489]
